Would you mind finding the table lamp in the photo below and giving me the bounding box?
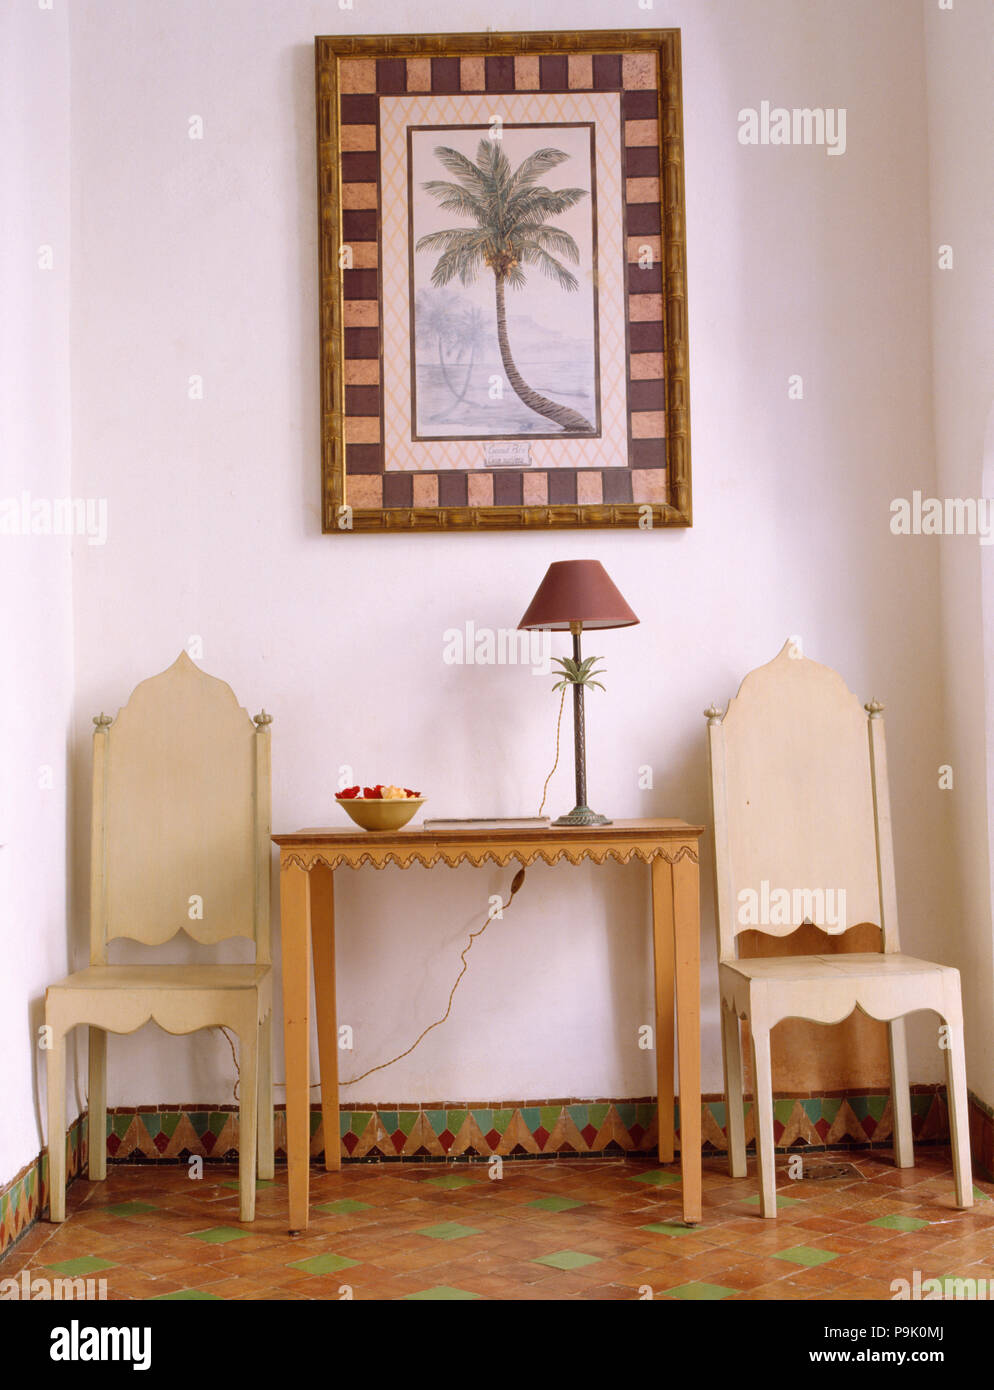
[518,559,639,826]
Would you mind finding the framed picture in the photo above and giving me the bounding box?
[315,29,691,534]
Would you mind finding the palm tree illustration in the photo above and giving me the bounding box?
[416,295,488,419]
[415,139,594,434]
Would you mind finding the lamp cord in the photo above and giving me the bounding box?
[340,869,526,1086]
[538,684,567,817]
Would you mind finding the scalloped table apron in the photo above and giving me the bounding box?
[272,819,704,1231]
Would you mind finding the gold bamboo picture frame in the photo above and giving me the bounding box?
[315,29,691,534]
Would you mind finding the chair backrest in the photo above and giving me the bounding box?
[706,640,899,962]
[90,653,272,964]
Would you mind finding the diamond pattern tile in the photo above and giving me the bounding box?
[45,1256,116,1276]
[869,1213,930,1232]
[151,1288,224,1301]
[772,1245,840,1268]
[187,1226,250,1245]
[415,1222,482,1241]
[316,1199,372,1215]
[662,1280,738,1301]
[402,1285,482,1300]
[533,1250,602,1270]
[288,1252,359,1276]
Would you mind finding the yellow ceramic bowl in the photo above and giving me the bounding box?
[335,797,424,832]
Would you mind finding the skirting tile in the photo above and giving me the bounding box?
[93,1087,952,1166]
[0,1113,86,1262]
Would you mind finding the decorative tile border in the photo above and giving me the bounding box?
[91,1086,953,1165]
[0,1114,86,1263]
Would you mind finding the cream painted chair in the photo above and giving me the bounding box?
[46,652,273,1223]
[705,640,972,1217]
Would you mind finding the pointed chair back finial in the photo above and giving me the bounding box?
[705,640,897,962]
[89,654,272,965]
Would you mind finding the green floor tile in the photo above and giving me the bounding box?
[663,1280,738,1301]
[105,1201,158,1217]
[772,1244,839,1267]
[742,1194,801,1209]
[423,1175,476,1190]
[416,1222,482,1240]
[220,1179,275,1190]
[533,1249,601,1270]
[527,1196,584,1213]
[973,1186,991,1202]
[630,1170,681,1187]
[869,1213,929,1232]
[45,1256,116,1277]
[288,1252,359,1275]
[938,1275,987,1297]
[151,1288,224,1300]
[186,1226,250,1244]
[403,1286,482,1300]
[640,1222,698,1237]
[316,1199,372,1215]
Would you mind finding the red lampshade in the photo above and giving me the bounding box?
[518,560,639,631]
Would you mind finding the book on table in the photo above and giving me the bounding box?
[421,817,552,832]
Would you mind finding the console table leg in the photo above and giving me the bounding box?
[673,850,702,1223]
[311,862,340,1172]
[280,860,312,1232]
[651,859,676,1164]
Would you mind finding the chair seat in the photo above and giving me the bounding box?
[48,964,271,993]
[722,951,954,984]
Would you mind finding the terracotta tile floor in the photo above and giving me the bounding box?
[4,1150,994,1301]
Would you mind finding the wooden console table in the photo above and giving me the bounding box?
[272,818,704,1232]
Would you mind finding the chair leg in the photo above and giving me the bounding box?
[258,1010,274,1181]
[88,1027,108,1181]
[46,1024,67,1222]
[886,1017,914,1169]
[750,1016,777,1218]
[238,1020,259,1222]
[721,1000,747,1178]
[941,990,974,1209]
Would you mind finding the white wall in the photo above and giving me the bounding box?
[0,2,74,1185]
[66,0,954,1108]
[924,0,994,1107]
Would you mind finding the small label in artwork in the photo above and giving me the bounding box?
[483,441,532,469]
